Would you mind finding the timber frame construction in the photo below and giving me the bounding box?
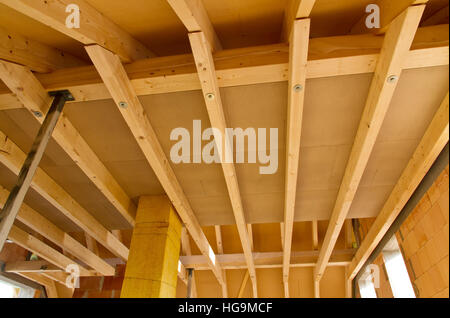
[0,0,448,299]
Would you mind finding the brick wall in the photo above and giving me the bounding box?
[396,165,449,298]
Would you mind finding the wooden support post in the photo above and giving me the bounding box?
[121,196,182,298]
[345,267,353,298]
[314,280,320,298]
[312,221,319,250]
[0,90,72,251]
[237,271,250,298]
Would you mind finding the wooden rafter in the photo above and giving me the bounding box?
[84,44,225,287]
[0,0,155,62]
[348,92,449,280]
[0,128,129,261]
[8,225,92,277]
[182,248,355,270]
[167,0,222,51]
[4,260,60,273]
[0,186,115,276]
[350,0,429,35]
[0,60,137,227]
[281,0,316,41]
[282,18,310,299]
[188,31,257,297]
[314,5,426,282]
[422,5,449,26]
[0,24,447,110]
[0,26,86,73]
[18,272,58,298]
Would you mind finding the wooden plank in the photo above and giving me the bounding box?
[167,0,222,51]
[0,60,137,227]
[348,93,449,280]
[237,271,249,298]
[312,221,319,250]
[0,26,86,73]
[182,249,355,270]
[121,196,182,298]
[8,225,91,277]
[19,272,58,298]
[85,44,224,287]
[188,31,256,295]
[0,90,66,252]
[283,18,310,296]
[0,0,155,62]
[350,0,428,35]
[0,128,129,261]
[42,272,70,286]
[84,233,100,256]
[314,5,425,282]
[0,25,447,110]
[0,185,115,276]
[281,0,316,41]
[4,260,60,273]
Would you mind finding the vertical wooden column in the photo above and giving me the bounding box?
[121,196,182,298]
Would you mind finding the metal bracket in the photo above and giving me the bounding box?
[49,89,75,102]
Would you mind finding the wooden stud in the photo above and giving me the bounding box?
[312,220,319,250]
[314,5,425,282]
[214,225,228,298]
[167,0,222,51]
[0,0,155,62]
[121,196,182,298]
[188,31,256,295]
[348,93,449,280]
[180,227,197,297]
[84,233,100,256]
[85,44,225,287]
[0,60,137,227]
[237,271,250,298]
[314,279,320,298]
[283,18,310,296]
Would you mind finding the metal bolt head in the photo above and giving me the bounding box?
[293,84,303,92]
[206,93,215,100]
[119,101,128,108]
[33,110,43,117]
[387,75,398,83]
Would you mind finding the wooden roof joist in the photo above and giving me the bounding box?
[314,4,426,282]
[0,127,129,261]
[0,0,156,62]
[0,185,115,276]
[0,26,87,73]
[0,24,447,111]
[188,31,257,297]
[181,249,354,271]
[348,92,449,280]
[85,44,225,288]
[0,60,137,227]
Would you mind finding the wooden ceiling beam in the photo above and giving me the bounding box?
[188,31,257,297]
[4,260,61,273]
[18,272,59,298]
[8,225,92,277]
[348,92,449,280]
[314,5,426,282]
[214,225,228,298]
[282,18,310,299]
[181,249,355,270]
[167,0,222,51]
[0,24,447,110]
[0,0,155,62]
[281,0,316,42]
[350,0,429,35]
[84,44,225,287]
[0,60,137,227]
[0,128,129,261]
[0,26,86,73]
[0,185,115,276]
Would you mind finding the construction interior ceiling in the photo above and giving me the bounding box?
[0,0,448,299]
